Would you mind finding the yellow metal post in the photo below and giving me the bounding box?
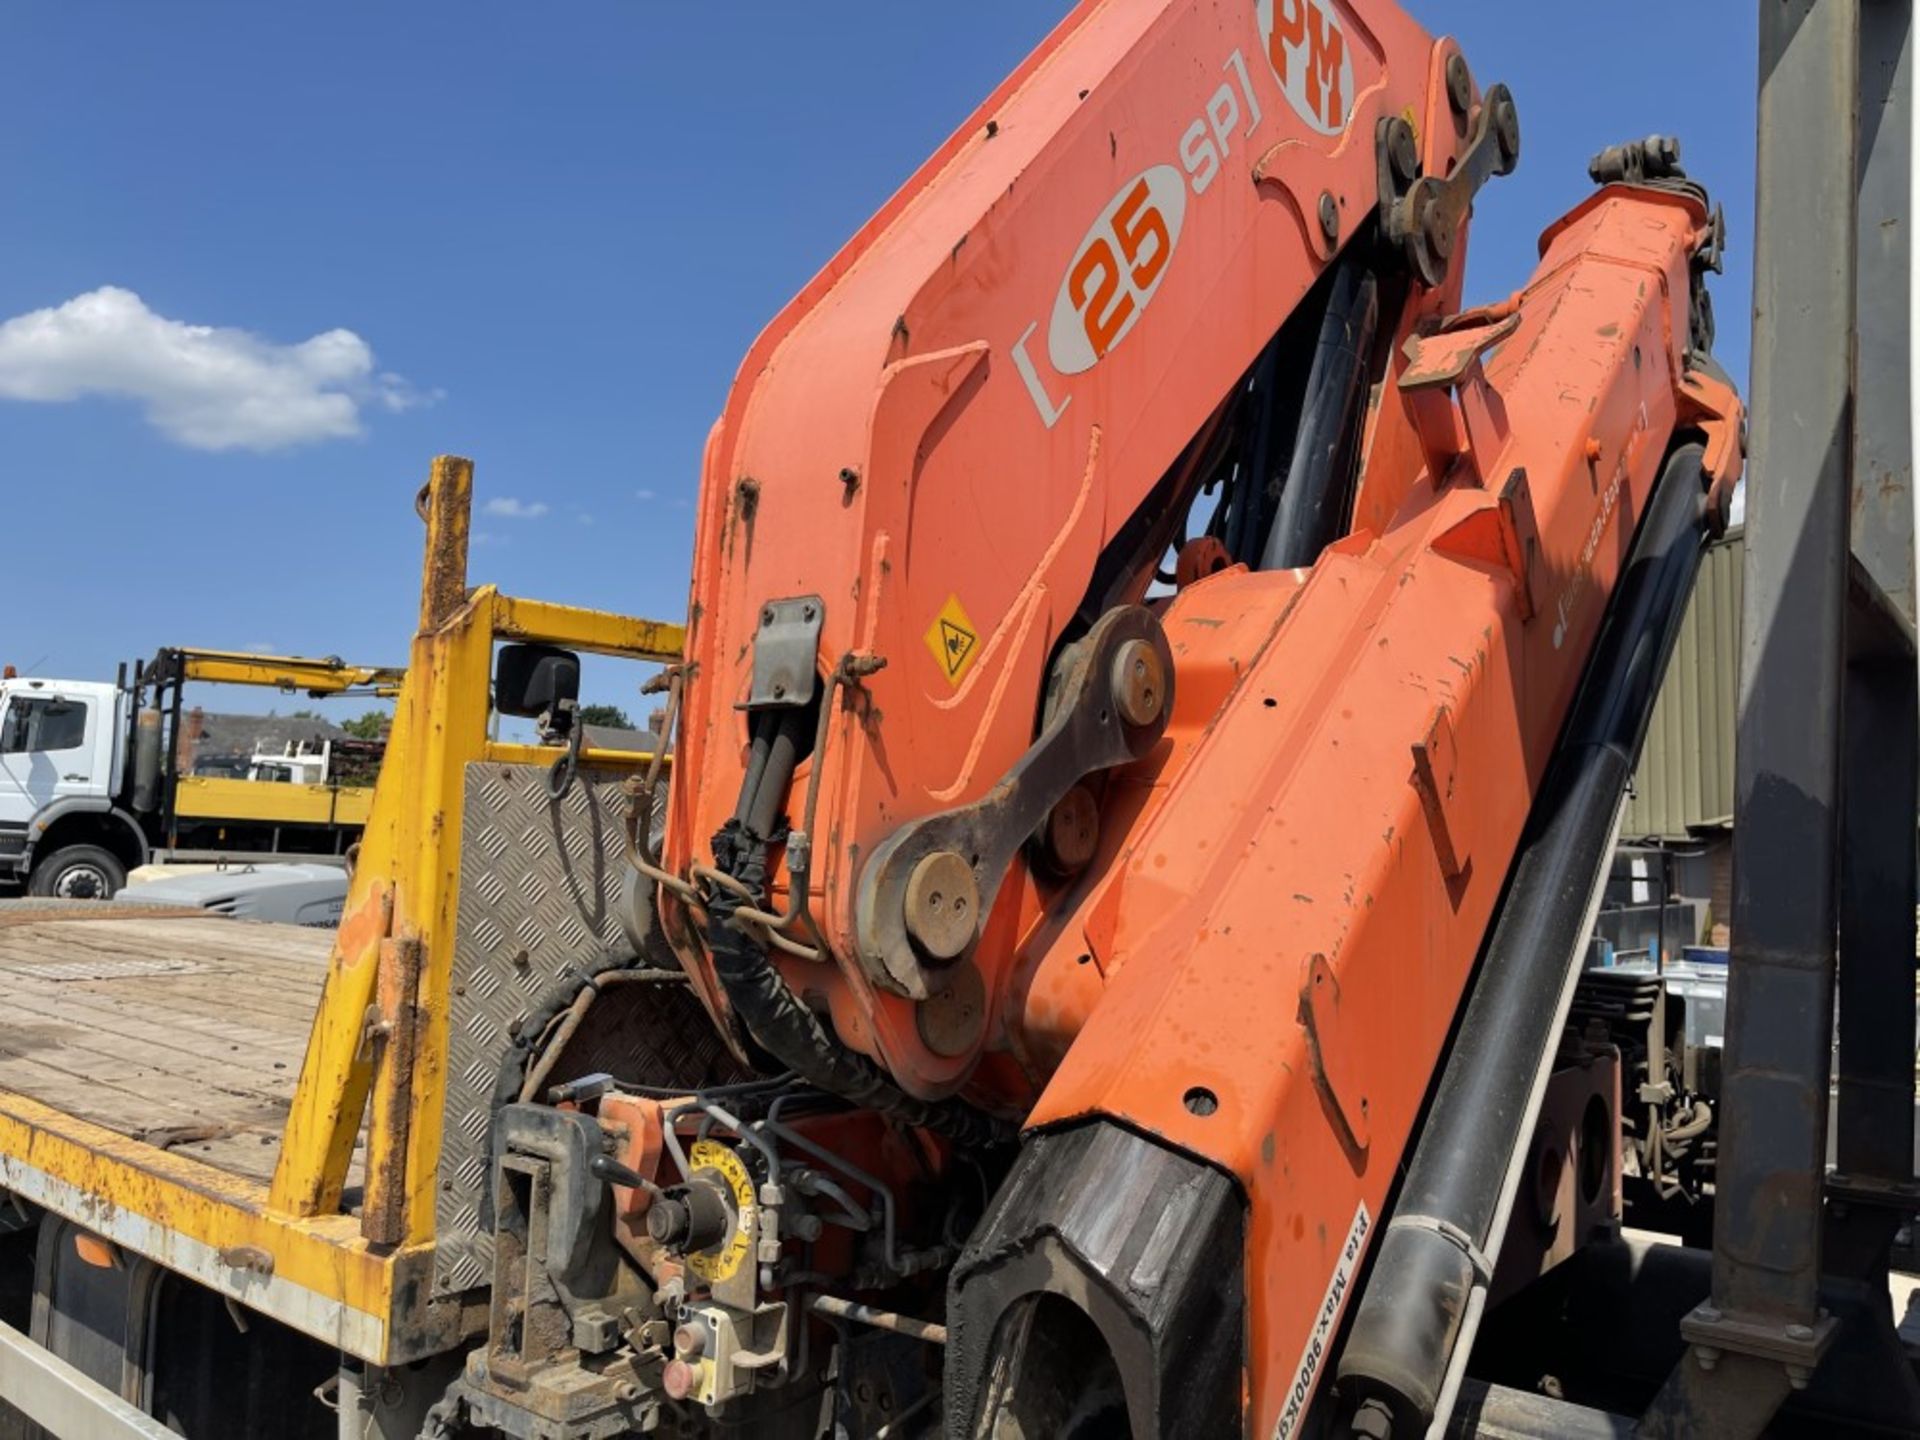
[271,456,483,1221]
[419,456,473,630]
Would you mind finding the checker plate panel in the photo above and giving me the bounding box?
[431,761,643,1297]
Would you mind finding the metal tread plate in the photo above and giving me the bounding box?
[431,762,643,1297]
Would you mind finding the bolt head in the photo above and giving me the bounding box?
[903,850,979,961]
[1318,191,1340,244]
[1350,1397,1395,1440]
[1445,53,1472,116]
[1042,783,1102,876]
[1110,639,1167,728]
[1389,122,1420,184]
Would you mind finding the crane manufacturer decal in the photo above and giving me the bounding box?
[1011,1,1358,429]
[1257,0,1355,135]
[1045,165,1188,376]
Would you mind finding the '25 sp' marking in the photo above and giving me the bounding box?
[1045,165,1186,376]
[1012,47,1264,427]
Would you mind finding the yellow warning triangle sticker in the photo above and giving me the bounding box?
[923,594,981,686]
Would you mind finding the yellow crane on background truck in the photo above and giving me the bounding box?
[0,647,402,899]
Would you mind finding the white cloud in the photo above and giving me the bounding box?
[0,286,431,451]
[483,497,549,519]
[634,487,657,500]
[245,642,278,655]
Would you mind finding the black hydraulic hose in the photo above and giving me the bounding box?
[734,720,773,828]
[1259,257,1379,571]
[706,858,1011,1150]
[1226,345,1283,565]
[1334,443,1713,1439]
[745,708,809,840]
[707,708,1013,1151]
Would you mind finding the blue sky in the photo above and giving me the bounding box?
[0,3,1756,719]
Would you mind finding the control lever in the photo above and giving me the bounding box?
[590,1152,663,1197]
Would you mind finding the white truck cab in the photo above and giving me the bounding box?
[0,675,142,898]
[247,740,333,785]
[0,653,384,897]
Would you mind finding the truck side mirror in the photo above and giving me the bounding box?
[495,644,581,721]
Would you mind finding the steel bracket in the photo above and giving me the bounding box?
[1678,1302,1837,1380]
[747,596,824,708]
[1381,83,1520,287]
[1825,1170,1920,1212]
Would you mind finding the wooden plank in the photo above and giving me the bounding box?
[0,1051,249,1138]
[61,974,324,1027]
[2,990,306,1086]
[0,1027,296,1121]
[43,968,313,1029]
[0,913,341,1185]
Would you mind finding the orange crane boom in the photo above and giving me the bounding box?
[639,0,1739,1433]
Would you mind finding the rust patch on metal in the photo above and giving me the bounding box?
[361,935,424,1248]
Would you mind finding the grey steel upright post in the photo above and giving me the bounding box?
[1823,7,1920,1427]
[1827,0,1920,1221]
[1640,1,1859,1434]
[1832,0,1918,1214]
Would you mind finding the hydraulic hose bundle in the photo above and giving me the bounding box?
[705,708,1011,1151]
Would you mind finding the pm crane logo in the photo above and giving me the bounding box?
[1257,0,1354,136]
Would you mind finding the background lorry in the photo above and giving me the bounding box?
[0,649,402,898]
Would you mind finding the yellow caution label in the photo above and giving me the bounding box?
[924,593,981,687]
[684,1139,755,1284]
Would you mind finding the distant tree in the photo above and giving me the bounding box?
[577,703,635,730]
[289,708,324,720]
[342,710,390,741]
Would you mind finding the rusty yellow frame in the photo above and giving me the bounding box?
[0,457,682,1364]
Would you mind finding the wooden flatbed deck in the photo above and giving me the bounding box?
[0,905,333,1183]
